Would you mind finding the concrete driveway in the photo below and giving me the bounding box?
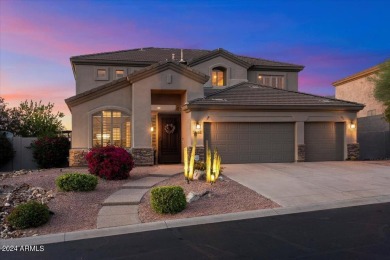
[223,161,390,207]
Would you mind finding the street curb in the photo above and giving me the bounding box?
[2,194,390,246]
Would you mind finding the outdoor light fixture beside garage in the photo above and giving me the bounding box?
[350,121,356,129]
[196,122,201,133]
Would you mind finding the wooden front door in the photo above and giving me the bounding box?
[158,114,181,164]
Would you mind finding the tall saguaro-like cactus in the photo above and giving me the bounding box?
[184,132,197,181]
[188,132,197,180]
[206,142,212,183]
[183,147,189,181]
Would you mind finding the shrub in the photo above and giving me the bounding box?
[0,134,14,167]
[56,173,98,192]
[7,201,50,229]
[150,186,186,214]
[194,161,206,171]
[31,136,70,168]
[85,146,134,180]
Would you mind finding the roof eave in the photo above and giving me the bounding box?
[188,49,251,69]
[332,65,380,86]
[250,65,305,72]
[127,62,209,84]
[184,104,364,112]
[70,59,156,67]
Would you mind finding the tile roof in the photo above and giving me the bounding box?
[187,82,364,110]
[70,47,303,69]
[65,61,209,108]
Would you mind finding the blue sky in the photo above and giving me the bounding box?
[1,0,389,129]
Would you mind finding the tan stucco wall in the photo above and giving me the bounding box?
[70,86,132,148]
[247,70,299,91]
[74,64,145,94]
[189,109,358,160]
[131,69,205,150]
[335,75,384,118]
[191,56,248,87]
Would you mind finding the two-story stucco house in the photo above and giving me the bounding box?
[65,47,364,166]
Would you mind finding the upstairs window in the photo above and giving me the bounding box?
[97,69,106,78]
[115,70,125,79]
[95,67,109,81]
[258,75,284,89]
[212,67,226,87]
[92,110,131,148]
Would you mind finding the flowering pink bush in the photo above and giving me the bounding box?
[85,146,134,180]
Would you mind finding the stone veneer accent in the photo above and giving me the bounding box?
[69,149,89,167]
[131,148,154,166]
[297,144,305,162]
[187,146,205,161]
[347,143,360,160]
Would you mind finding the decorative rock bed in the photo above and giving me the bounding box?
[0,183,55,239]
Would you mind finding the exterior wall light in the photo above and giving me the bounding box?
[150,126,154,132]
[350,122,356,129]
[195,122,202,134]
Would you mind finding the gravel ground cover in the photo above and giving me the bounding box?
[139,173,279,223]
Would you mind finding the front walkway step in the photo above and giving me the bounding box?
[98,205,138,216]
[102,189,149,206]
[122,176,168,189]
[150,165,183,177]
[97,205,140,228]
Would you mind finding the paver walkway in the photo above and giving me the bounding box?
[97,165,182,228]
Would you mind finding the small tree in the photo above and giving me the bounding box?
[0,98,65,137]
[371,60,390,122]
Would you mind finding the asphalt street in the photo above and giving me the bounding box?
[3,202,390,259]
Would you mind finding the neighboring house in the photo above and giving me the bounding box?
[333,65,390,159]
[65,47,364,166]
[333,65,384,118]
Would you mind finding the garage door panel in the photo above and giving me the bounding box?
[204,122,295,164]
[305,122,344,162]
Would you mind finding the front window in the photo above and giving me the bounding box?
[92,110,131,148]
[258,75,284,89]
[212,67,226,86]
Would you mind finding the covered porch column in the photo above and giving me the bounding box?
[131,86,154,165]
[296,121,305,162]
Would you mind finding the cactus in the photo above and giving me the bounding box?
[188,132,197,180]
[206,146,212,182]
[215,154,221,180]
[183,147,189,181]
[205,140,211,182]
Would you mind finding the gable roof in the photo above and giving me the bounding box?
[332,65,380,86]
[70,47,304,71]
[65,61,208,108]
[187,48,251,68]
[185,82,364,111]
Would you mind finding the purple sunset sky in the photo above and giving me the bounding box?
[0,0,389,130]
